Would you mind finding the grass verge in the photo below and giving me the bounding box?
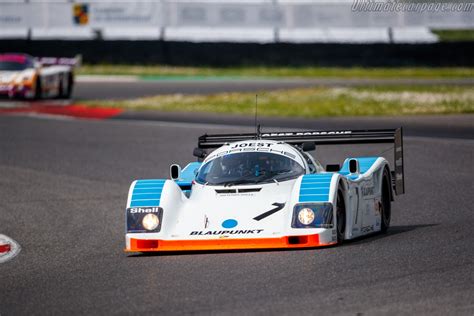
[83,85,474,117]
[78,65,474,79]
[432,29,474,42]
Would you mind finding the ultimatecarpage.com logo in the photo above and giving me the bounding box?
[352,0,473,12]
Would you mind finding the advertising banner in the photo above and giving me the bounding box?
[0,1,472,39]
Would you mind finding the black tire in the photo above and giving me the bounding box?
[34,78,42,100]
[65,73,73,99]
[57,73,73,99]
[57,77,64,99]
[380,169,392,233]
[336,188,346,243]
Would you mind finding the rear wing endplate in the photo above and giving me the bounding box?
[198,128,404,195]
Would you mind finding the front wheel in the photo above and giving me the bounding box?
[336,188,346,243]
[34,78,42,100]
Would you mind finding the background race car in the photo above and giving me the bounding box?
[0,53,79,100]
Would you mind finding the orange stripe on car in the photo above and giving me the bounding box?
[125,234,336,252]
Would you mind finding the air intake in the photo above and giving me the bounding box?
[238,188,262,193]
[215,189,237,194]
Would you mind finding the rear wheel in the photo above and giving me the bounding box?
[58,72,74,99]
[380,169,391,233]
[336,188,346,243]
[67,73,73,99]
[61,72,73,99]
[57,77,64,99]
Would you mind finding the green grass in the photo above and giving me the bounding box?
[78,65,474,79]
[432,29,474,42]
[83,85,474,117]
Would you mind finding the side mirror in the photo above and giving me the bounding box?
[349,159,359,174]
[193,147,207,159]
[170,164,181,180]
[302,142,315,152]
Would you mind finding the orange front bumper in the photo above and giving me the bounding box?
[125,234,336,252]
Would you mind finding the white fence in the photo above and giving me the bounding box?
[0,1,473,43]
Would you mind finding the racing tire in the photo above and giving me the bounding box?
[57,78,64,99]
[61,72,73,99]
[57,73,73,99]
[380,169,392,233]
[336,188,346,244]
[34,78,42,100]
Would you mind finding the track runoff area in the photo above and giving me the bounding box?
[0,111,473,314]
[1,75,473,120]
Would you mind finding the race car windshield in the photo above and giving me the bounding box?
[0,61,29,71]
[196,152,305,186]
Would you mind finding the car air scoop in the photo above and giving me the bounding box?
[215,188,262,194]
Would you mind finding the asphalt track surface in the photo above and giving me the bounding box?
[0,113,473,315]
[74,77,474,100]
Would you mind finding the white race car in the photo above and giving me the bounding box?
[0,53,79,99]
[124,128,404,252]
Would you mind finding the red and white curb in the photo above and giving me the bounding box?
[0,102,123,119]
[0,234,21,263]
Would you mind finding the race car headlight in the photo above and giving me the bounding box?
[298,208,315,225]
[292,203,333,229]
[126,207,163,233]
[142,213,160,231]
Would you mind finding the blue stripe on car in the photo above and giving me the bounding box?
[339,157,379,176]
[298,174,333,203]
[130,179,166,207]
[175,162,202,187]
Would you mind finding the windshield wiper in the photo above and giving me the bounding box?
[212,170,297,187]
[252,170,294,183]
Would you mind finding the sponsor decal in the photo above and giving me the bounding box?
[190,229,264,236]
[128,207,160,214]
[261,131,351,137]
[361,186,375,197]
[361,225,374,233]
[230,142,273,149]
[73,3,89,25]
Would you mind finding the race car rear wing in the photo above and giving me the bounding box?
[197,128,404,195]
[35,55,82,68]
